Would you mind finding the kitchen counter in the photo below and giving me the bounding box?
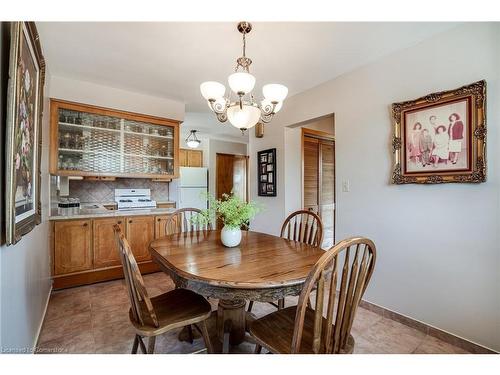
[49,203,177,221]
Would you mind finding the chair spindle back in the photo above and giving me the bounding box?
[280,210,323,247]
[114,224,159,328]
[291,237,376,354]
[165,208,212,235]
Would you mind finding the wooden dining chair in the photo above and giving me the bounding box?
[250,237,376,354]
[247,209,324,313]
[165,208,212,235]
[113,224,213,354]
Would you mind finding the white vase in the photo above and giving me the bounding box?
[221,226,242,247]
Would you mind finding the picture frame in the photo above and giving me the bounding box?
[391,80,486,184]
[257,148,276,196]
[5,22,45,245]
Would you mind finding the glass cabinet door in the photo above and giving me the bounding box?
[51,100,179,178]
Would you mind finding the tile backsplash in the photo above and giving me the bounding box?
[68,178,171,203]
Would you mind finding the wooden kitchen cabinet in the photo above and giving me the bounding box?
[54,220,92,275]
[179,148,203,167]
[155,215,169,238]
[125,215,155,262]
[49,99,181,179]
[93,217,124,268]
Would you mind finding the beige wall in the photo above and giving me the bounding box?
[49,75,185,121]
[250,23,500,351]
[1,22,52,351]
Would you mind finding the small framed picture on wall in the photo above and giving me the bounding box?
[257,148,276,197]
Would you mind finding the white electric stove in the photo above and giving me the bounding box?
[114,188,157,210]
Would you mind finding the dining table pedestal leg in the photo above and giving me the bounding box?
[217,299,246,349]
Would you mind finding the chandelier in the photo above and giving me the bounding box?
[200,22,288,133]
[185,130,201,148]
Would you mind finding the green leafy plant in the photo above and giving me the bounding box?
[192,192,263,230]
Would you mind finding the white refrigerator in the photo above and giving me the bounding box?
[177,167,208,210]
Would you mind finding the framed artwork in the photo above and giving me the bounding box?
[5,22,45,245]
[257,148,276,196]
[391,80,486,184]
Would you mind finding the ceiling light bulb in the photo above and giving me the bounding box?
[200,81,226,100]
[228,72,256,95]
[263,84,288,103]
[227,104,261,130]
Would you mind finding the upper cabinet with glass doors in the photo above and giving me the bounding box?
[49,99,180,179]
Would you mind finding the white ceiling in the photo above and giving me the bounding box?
[37,22,459,141]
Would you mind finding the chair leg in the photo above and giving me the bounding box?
[278,298,285,310]
[199,321,213,354]
[147,336,156,354]
[138,336,147,354]
[247,301,254,313]
[187,325,194,344]
[131,335,139,354]
[254,343,262,354]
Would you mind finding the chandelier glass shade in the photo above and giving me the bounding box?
[200,22,288,132]
[185,130,201,148]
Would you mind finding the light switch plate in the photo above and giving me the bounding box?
[342,179,350,192]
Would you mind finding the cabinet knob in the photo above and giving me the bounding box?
[117,221,122,224]
[83,222,88,227]
[158,218,161,222]
[129,220,132,223]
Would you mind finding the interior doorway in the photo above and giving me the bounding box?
[216,153,249,228]
[302,127,335,248]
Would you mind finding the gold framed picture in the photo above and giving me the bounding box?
[391,80,486,184]
[5,22,45,245]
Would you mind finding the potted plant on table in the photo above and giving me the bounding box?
[192,192,262,247]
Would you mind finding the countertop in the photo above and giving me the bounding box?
[49,203,177,221]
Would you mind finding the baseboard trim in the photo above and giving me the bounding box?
[33,284,52,352]
[359,299,497,354]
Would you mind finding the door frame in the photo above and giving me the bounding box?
[301,127,336,245]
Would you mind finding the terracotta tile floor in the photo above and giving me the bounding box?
[37,272,469,354]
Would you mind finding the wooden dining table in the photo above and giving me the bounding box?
[149,229,325,352]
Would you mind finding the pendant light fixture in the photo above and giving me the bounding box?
[200,22,288,133]
[185,130,201,148]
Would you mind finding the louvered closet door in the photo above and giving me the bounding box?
[303,136,319,215]
[320,139,335,248]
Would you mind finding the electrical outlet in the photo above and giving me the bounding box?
[342,179,350,192]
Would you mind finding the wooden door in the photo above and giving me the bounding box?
[216,153,248,201]
[93,217,125,268]
[125,216,155,262]
[187,150,203,167]
[216,153,248,229]
[303,136,319,214]
[320,140,335,248]
[54,220,92,275]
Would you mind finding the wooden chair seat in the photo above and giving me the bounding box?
[113,224,213,353]
[250,306,354,354]
[130,288,212,337]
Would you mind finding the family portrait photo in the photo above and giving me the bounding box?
[392,80,486,184]
[404,98,469,173]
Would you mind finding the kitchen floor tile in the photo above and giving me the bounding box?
[36,272,474,354]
